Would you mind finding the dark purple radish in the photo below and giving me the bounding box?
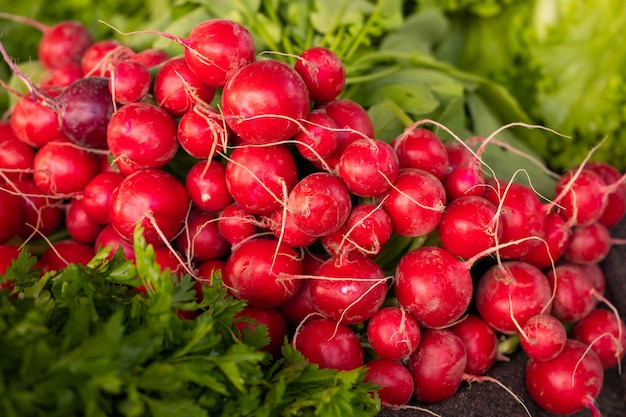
[584,161,626,227]
[185,160,233,213]
[520,211,571,270]
[364,358,414,409]
[108,59,151,104]
[10,179,64,237]
[81,171,124,225]
[153,57,216,117]
[450,314,498,375]
[294,109,339,162]
[475,261,553,335]
[309,252,388,324]
[571,308,626,369]
[563,222,612,264]
[380,168,446,237]
[525,339,604,416]
[367,307,421,361]
[81,39,134,77]
[178,106,229,159]
[267,207,317,248]
[287,172,352,237]
[39,239,95,274]
[552,168,609,227]
[293,318,364,370]
[546,263,600,323]
[65,198,103,244]
[108,169,189,247]
[294,46,346,103]
[394,246,473,329]
[10,94,64,148]
[217,203,259,246]
[519,314,567,362]
[0,135,35,181]
[223,237,301,308]
[222,59,309,145]
[0,188,22,244]
[225,144,298,215]
[175,208,230,263]
[337,138,399,197]
[107,102,178,174]
[33,138,99,195]
[408,329,467,403]
[94,224,135,260]
[392,127,449,181]
[438,195,502,260]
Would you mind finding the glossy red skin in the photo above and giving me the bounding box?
[10,179,64,237]
[578,262,606,295]
[563,222,612,264]
[178,107,228,159]
[584,161,626,227]
[310,252,387,324]
[38,20,93,70]
[109,59,151,104]
[279,252,326,325]
[408,329,467,403]
[450,314,498,375]
[525,339,604,415]
[367,307,421,361]
[381,168,446,237]
[175,208,230,263]
[223,238,301,308]
[39,62,84,88]
[520,211,571,270]
[443,166,485,201]
[287,172,352,237]
[94,224,135,261]
[395,246,473,329]
[81,171,124,225]
[133,48,170,68]
[153,57,216,116]
[0,189,22,244]
[438,195,502,260]
[107,102,178,173]
[33,138,99,195]
[572,308,626,369]
[0,244,21,275]
[519,314,567,362]
[65,198,103,244]
[293,318,364,370]
[184,19,256,88]
[109,169,189,247]
[39,240,95,274]
[185,160,233,213]
[364,358,414,408]
[267,207,317,248]
[338,138,399,197]
[294,46,345,103]
[10,95,63,148]
[222,60,309,145]
[546,263,599,323]
[392,128,449,181]
[0,137,35,181]
[235,305,288,358]
[196,259,226,287]
[294,109,339,161]
[444,140,474,172]
[225,144,298,215]
[217,203,259,246]
[80,40,134,76]
[554,169,608,226]
[475,261,553,334]
[152,247,187,276]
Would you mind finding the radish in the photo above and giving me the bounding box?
[0,244,21,276]
[152,246,187,276]
[10,94,64,148]
[519,211,571,270]
[178,105,228,159]
[39,62,84,89]
[175,208,230,263]
[518,313,567,362]
[267,207,318,248]
[223,237,302,308]
[0,188,22,244]
[363,358,414,408]
[546,263,600,323]
[525,339,604,416]
[563,222,612,265]
[234,305,288,358]
[279,252,326,325]
[108,169,189,247]
[293,109,339,161]
[39,239,96,274]
[584,161,626,227]
[294,46,346,103]
[293,318,364,370]
[65,198,103,244]
[81,171,124,225]
[450,314,498,375]
[108,59,151,104]
[94,224,135,261]
[366,306,421,361]
[133,48,170,68]
[571,308,626,369]
[552,168,609,227]
[9,179,64,237]
[80,39,134,76]
[216,203,260,246]
[392,127,449,181]
[185,160,233,214]
[0,134,35,181]
[579,262,606,295]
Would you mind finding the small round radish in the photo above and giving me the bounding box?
[267,207,317,248]
[10,179,64,237]
[553,168,608,226]
[33,20,94,69]
[367,307,421,361]
[39,239,95,274]
[444,140,474,172]
[39,62,84,89]
[563,222,612,265]
[178,106,228,159]
[108,59,151,104]
[381,168,446,237]
[584,161,626,227]
[364,358,414,409]
[579,262,606,295]
[294,46,346,103]
[546,263,599,323]
[185,160,233,213]
[279,279,317,326]
[520,211,571,270]
[571,308,626,369]
[80,39,134,76]
[394,246,473,329]
[222,59,309,145]
[519,313,567,362]
[195,259,226,286]
[0,244,21,276]
[81,171,124,225]
[235,305,288,358]
[133,48,170,68]
[94,224,135,260]
[10,94,63,148]
[294,109,339,161]
[392,127,449,181]
[223,237,301,307]
[152,247,186,276]
[525,339,604,416]
[0,188,22,244]
[450,314,498,375]
[65,198,103,244]
[0,133,36,181]
[408,328,467,403]
[175,208,230,263]
[293,318,364,370]
[443,165,486,201]
[216,203,259,246]
[109,169,189,247]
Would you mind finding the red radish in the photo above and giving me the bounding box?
[394,246,473,329]
[267,207,317,248]
[108,169,189,247]
[408,328,467,403]
[287,172,352,237]
[10,179,64,237]
[546,263,599,323]
[10,94,64,148]
[94,224,135,260]
[216,203,259,246]
[223,237,301,308]
[222,59,309,145]
[279,279,317,326]
[293,318,364,370]
[563,222,612,264]
[392,127,449,181]
[571,308,626,369]
[225,144,298,215]
[438,195,502,260]
[0,188,22,244]
[153,57,216,116]
[234,305,288,358]
[519,314,567,362]
[39,239,96,274]
[444,140,475,172]
[0,127,36,180]
[450,314,498,375]
[185,160,233,213]
[443,164,485,200]
[579,262,606,295]
[309,252,388,324]
[39,62,84,89]
[152,247,186,276]
[525,339,604,416]
[178,106,228,159]
[553,168,609,226]
[366,307,421,361]
[475,261,553,334]
[81,171,124,225]
[175,208,230,263]
[381,168,446,237]
[196,259,226,286]
[294,46,346,103]
[294,109,339,161]
[65,198,103,244]
[108,59,151,104]
[80,39,134,76]
[33,138,99,195]
[0,244,21,275]
[584,161,626,227]
[133,48,169,68]
[364,358,414,408]
[337,138,399,197]
[520,211,571,269]
[107,102,178,174]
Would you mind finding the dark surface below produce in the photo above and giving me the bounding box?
[378,217,626,417]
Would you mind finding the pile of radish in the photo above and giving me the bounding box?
[1,14,626,416]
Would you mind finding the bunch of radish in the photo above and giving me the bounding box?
[0,13,625,416]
